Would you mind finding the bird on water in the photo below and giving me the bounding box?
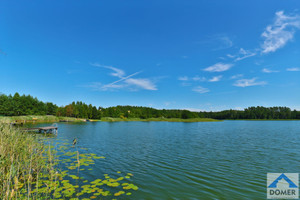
[73,138,77,146]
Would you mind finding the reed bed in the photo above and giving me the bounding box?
[0,115,86,124]
[0,123,58,199]
[0,123,138,199]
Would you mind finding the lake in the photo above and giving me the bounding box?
[35,120,300,199]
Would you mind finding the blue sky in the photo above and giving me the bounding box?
[1,0,300,111]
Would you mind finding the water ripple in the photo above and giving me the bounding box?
[47,120,300,199]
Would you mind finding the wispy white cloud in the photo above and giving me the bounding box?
[90,62,125,78]
[262,68,279,73]
[192,76,206,81]
[254,60,264,66]
[178,75,206,82]
[198,34,233,51]
[108,67,125,78]
[234,48,257,61]
[192,86,210,93]
[208,75,222,82]
[125,78,157,90]
[178,76,189,81]
[178,75,207,88]
[216,36,233,50]
[286,67,300,71]
[101,71,141,89]
[230,74,244,79]
[227,54,235,59]
[261,11,300,54]
[222,11,299,62]
[89,63,157,91]
[164,101,176,107]
[164,102,171,106]
[233,78,267,87]
[226,48,257,62]
[204,63,233,72]
[181,82,192,87]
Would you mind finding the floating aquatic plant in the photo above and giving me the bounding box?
[0,123,138,199]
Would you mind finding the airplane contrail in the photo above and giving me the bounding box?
[102,71,141,88]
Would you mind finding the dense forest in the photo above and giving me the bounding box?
[0,93,300,120]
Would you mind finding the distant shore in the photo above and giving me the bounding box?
[100,117,221,122]
[2,115,300,124]
[0,115,86,124]
[0,115,221,124]
[227,119,300,121]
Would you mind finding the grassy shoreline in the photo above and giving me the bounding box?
[2,115,299,124]
[0,115,221,123]
[0,115,86,124]
[100,117,221,122]
[0,123,58,199]
[0,123,139,199]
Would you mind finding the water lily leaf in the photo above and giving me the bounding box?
[69,175,79,180]
[114,192,121,196]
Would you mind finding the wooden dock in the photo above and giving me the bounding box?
[23,126,58,134]
[10,121,25,126]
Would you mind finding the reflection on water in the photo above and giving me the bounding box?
[34,120,300,199]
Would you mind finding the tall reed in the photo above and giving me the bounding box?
[0,123,139,199]
[0,123,58,199]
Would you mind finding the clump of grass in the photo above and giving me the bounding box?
[0,123,139,199]
[0,115,86,124]
[0,123,58,199]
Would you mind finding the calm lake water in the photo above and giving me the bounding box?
[35,120,300,199]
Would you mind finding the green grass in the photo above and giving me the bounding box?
[0,123,139,199]
[101,117,221,122]
[0,115,86,124]
[0,115,221,124]
[0,123,58,199]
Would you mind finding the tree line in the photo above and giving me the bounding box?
[0,93,57,116]
[0,93,300,120]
